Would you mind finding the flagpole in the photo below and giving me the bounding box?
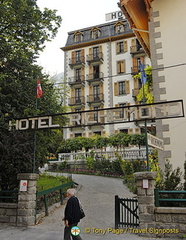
[33,87,38,173]
[140,64,150,171]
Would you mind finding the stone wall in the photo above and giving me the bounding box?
[0,203,18,225]
[134,172,186,238]
[0,173,39,227]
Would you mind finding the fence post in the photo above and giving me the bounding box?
[17,173,39,227]
[134,172,157,232]
[115,195,119,229]
[154,188,160,207]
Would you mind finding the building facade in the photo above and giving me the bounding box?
[120,0,186,171]
[62,19,151,140]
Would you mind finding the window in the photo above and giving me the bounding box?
[118,82,126,95]
[114,80,130,96]
[74,32,83,43]
[115,24,124,34]
[93,131,101,136]
[93,47,99,59]
[119,103,126,118]
[75,68,81,82]
[91,27,101,39]
[75,88,81,103]
[116,41,128,54]
[94,106,99,121]
[93,85,100,100]
[93,65,100,79]
[117,60,125,74]
[75,133,82,137]
[75,51,81,62]
[120,129,128,134]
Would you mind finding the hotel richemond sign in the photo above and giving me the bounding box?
[9,100,184,131]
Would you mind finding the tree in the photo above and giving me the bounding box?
[0,0,63,190]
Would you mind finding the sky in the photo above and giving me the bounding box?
[37,0,119,76]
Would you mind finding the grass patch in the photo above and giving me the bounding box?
[37,173,70,192]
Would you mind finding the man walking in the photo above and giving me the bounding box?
[63,188,83,240]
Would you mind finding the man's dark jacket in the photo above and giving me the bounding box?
[64,196,81,225]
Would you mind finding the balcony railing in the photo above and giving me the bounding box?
[86,72,104,84]
[130,45,145,54]
[69,56,85,67]
[131,64,149,75]
[87,93,104,104]
[68,75,85,85]
[68,96,85,106]
[86,52,103,64]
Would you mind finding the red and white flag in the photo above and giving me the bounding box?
[37,78,43,98]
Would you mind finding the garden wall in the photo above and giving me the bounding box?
[0,203,18,225]
[134,172,186,238]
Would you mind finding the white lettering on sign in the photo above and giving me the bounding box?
[8,100,184,131]
[9,116,60,131]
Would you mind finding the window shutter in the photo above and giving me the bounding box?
[115,104,119,107]
[71,51,75,64]
[89,66,93,74]
[124,40,128,52]
[116,42,120,54]
[125,81,130,94]
[101,130,106,137]
[114,82,119,96]
[88,132,93,137]
[100,105,105,123]
[81,49,85,62]
[117,61,120,74]
[135,128,140,134]
[140,56,145,64]
[115,130,119,134]
[71,88,75,98]
[134,79,139,89]
[100,84,103,94]
[81,68,85,81]
[128,129,133,134]
[70,133,74,138]
[89,85,93,95]
[121,60,125,73]
[82,132,86,137]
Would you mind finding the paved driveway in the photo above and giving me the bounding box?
[0,174,176,240]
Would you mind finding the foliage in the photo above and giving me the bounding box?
[133,66,154,103]
[37,173,70,192]
[161,160,182,190]
[0,0,63,190]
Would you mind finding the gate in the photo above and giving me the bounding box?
[115,195,139,228]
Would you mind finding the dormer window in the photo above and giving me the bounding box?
[114,22,125,34]
[91,27,101,39]
[74,31,83,43]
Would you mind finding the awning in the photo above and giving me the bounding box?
[119,0,154,57]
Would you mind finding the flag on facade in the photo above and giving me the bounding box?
[37,78,43,98]
[140,63,147,85]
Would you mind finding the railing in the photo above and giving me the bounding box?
[86,72,104,83]
[69,56,85,66]
[0,190,18,202]
[68,75,85,85]
[68,96,85,106]
[58,149,152,162]
[36,181,74,216]
[87,93,104,103]
[154,189,186,207]
[86,52,103,63]
[130,45,145,54]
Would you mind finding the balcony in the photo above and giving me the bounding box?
[86,72,104,84]
[68,75,85,86]
[87,93,104,105]
[69,56,85,68]
[131,64,149,75]
[68,96,85,106]
[86,52,103,65]
[130,45,145,55]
